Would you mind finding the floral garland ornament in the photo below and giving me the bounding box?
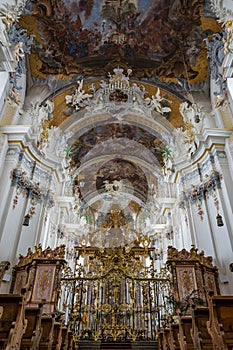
[10,168,55,209]
[197,204,204,221]
[178,170,223,222]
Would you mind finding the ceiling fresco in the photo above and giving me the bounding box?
[20,0,220,82]
[73,157,150,229]
[75,158,149,204]
[13,0,220,231]
[77,138,161,168]
[68,123,165,168]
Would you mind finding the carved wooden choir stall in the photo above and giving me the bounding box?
[157,246,233,350]
[0,244,73,350]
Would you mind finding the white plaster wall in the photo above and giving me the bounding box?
[15,202,41,257]
[0,72,9,117]
[227,79,233,117]
[0,191,25,264]
[45,221,58,249]
[182,180,233,294]
[190,203,216,257]
[214,154,233,247]
[0,152,19,234]
[207,196,233,294]
[0,133,8,179]
[225,139,233,184]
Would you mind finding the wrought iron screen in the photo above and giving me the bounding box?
[59,246,172,342]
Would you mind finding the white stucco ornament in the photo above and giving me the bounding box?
[65,67,172,120]
[209,0,233,25]
[145,87,172,115]
[179,101,204,134]
[65,79,92,110]
[0,0,26,30]
[31,99,54,133]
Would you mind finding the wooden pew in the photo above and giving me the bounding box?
[60,327,68,350]
[160,321,178,350]
[207,294,233,350]
[178,315,194,350]
[157,328,163,350]
[163,327,170,350]
[166,326,176,350]
[0,294,27,350]
[190,305,213,350]
[38,315,55,350]
[157,322,179,350]
[169,322,180,350]
[20,305,43,350]
[51,322,62,350]
[67,330,73,350]
[157,325,170,350]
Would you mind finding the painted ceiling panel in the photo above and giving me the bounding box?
[69,123,165,168]
[20,0,219,82]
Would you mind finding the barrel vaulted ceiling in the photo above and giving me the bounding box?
[17,0,220,232]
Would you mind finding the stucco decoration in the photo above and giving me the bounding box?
[204,30,229,108]
[10,168,55,208]
[174,124,197,160]
[179,101,205,134]
[31,99,54,133]
[65,67,172,120]
[3,22,35,106]
[209,0,233,24]
[65,79,93,111]
[0,0,27,30]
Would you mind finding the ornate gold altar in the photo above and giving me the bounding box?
[59,246,172,343]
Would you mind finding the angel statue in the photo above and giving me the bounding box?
[146,88,172,115]
[65,79,92,110]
